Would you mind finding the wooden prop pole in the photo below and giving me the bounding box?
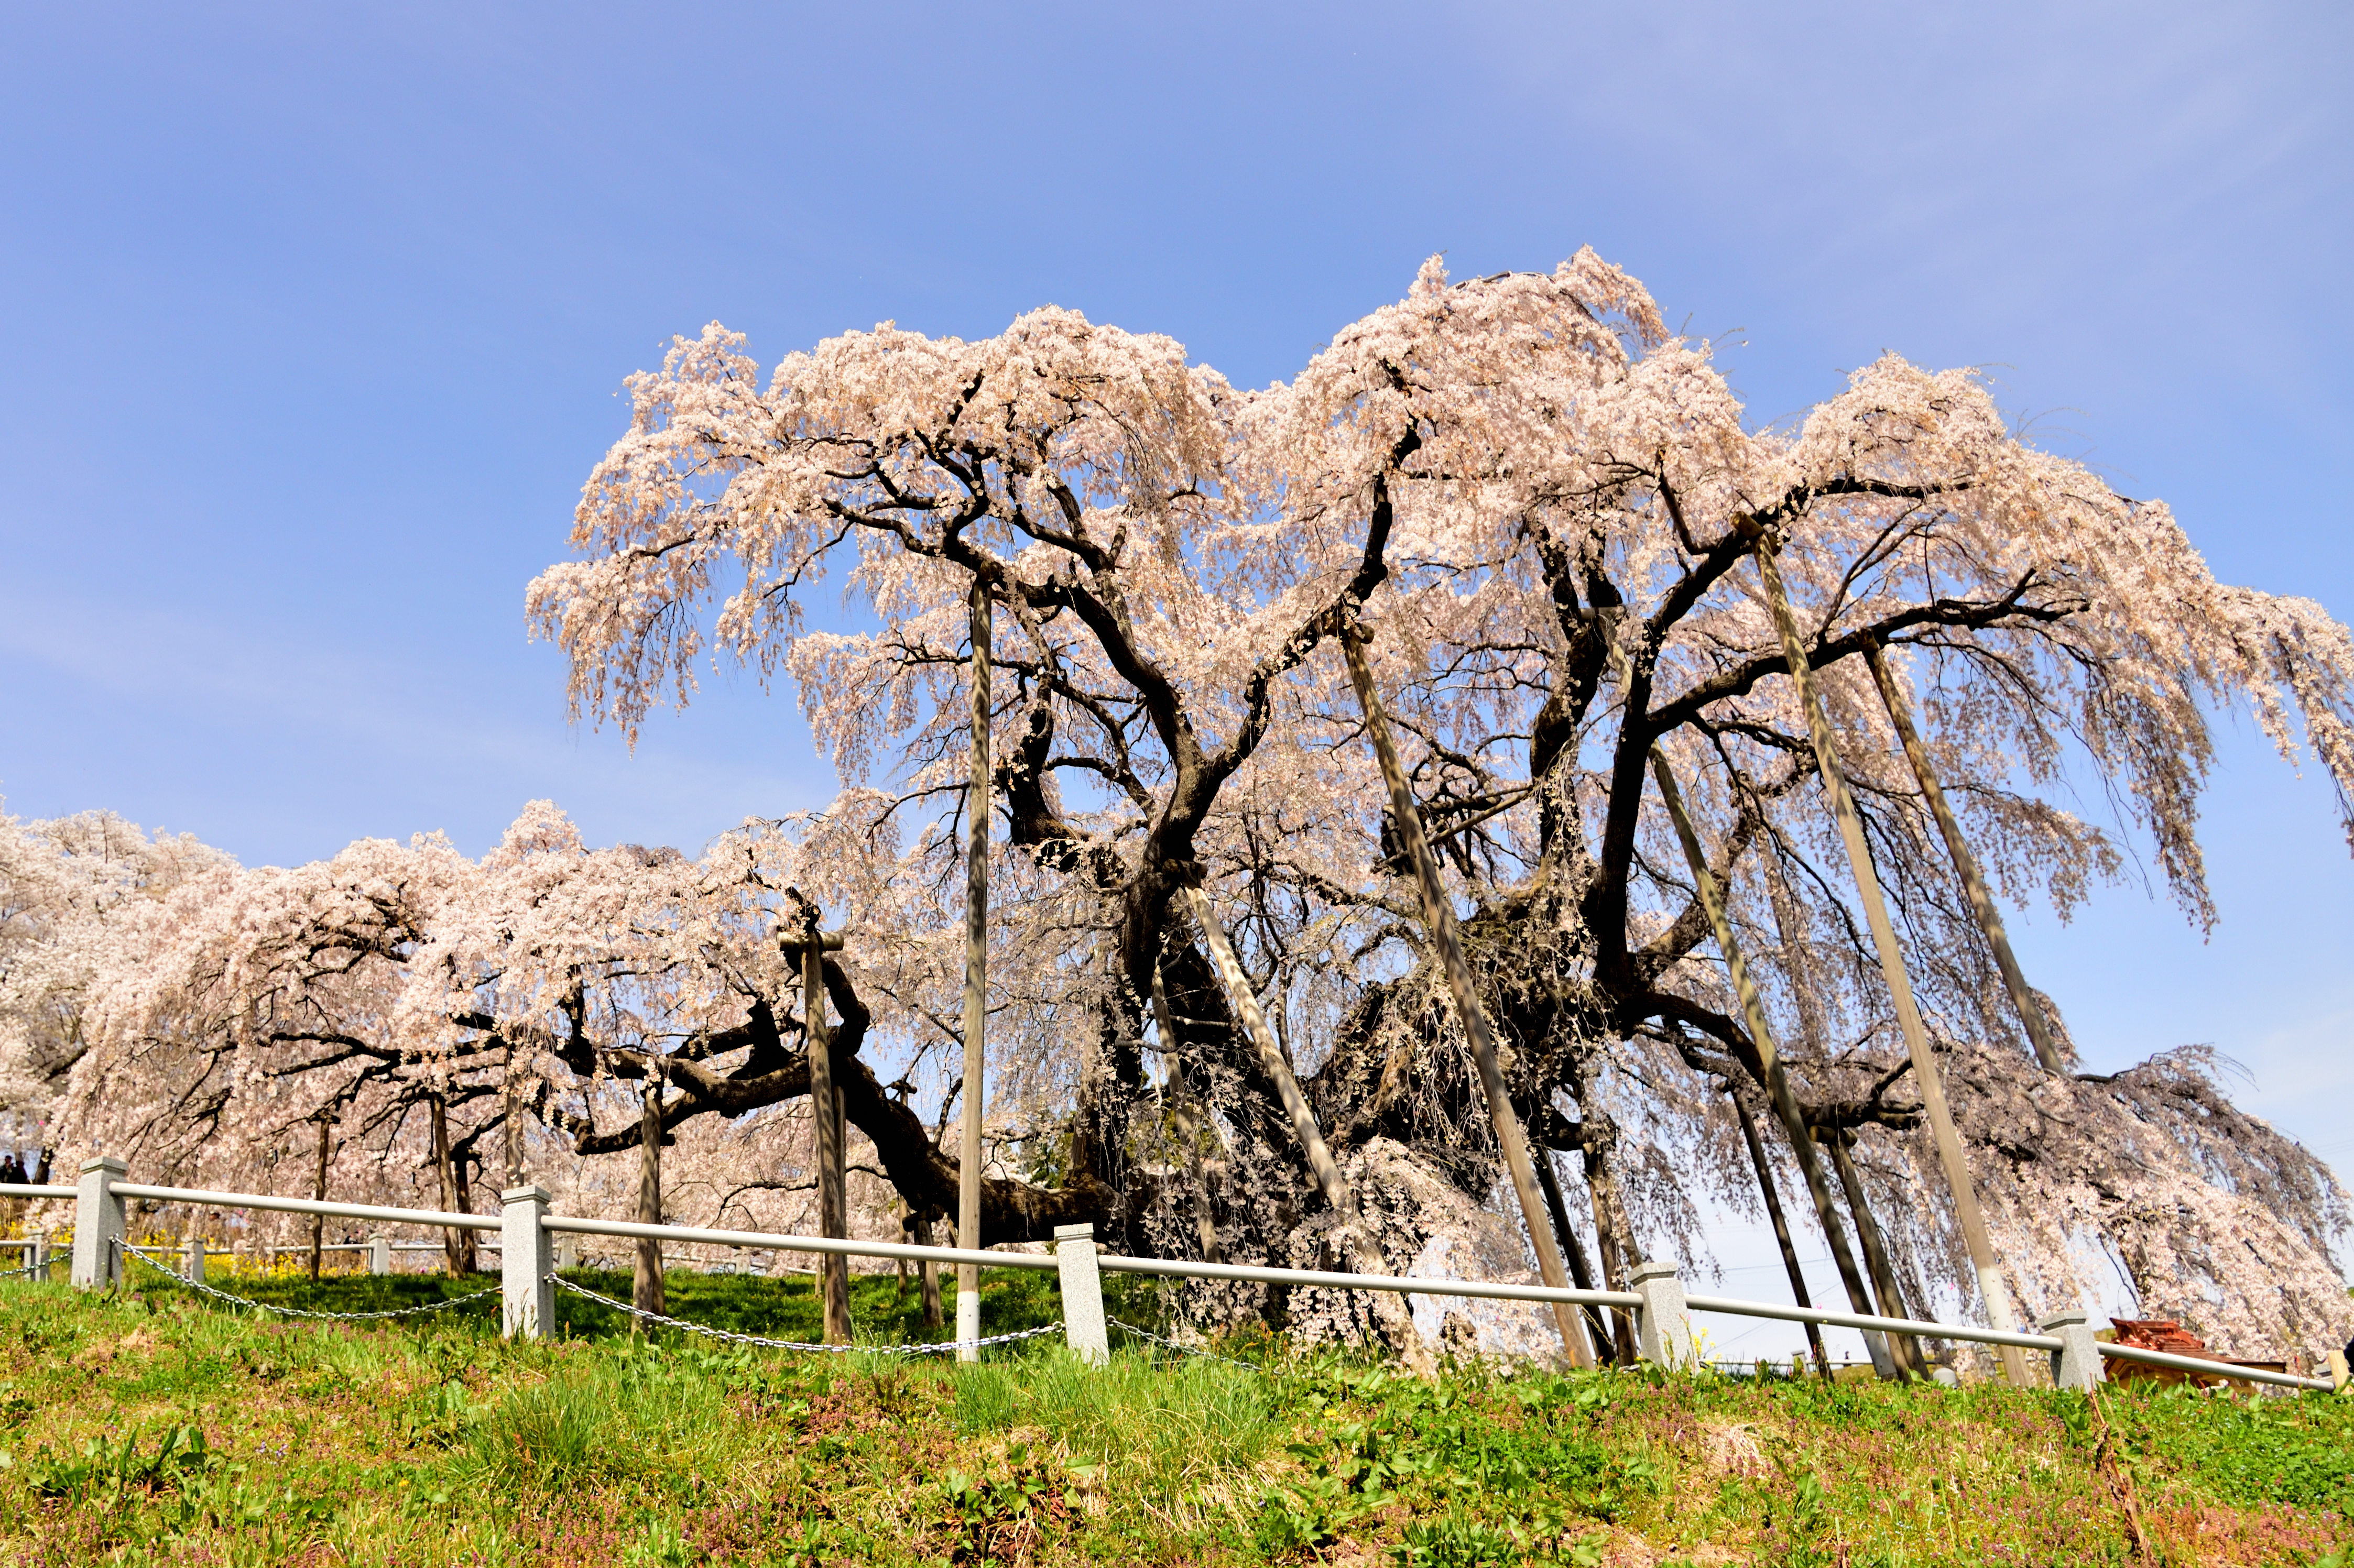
[1726,1083,1830,1376]
[1148,956,1224,1264]
[1531,1140,1619,1361]
[429,1092,471,1277]
[1827,1131,1926,1376]
[1862,640,2067,1073]
[634,1080,664,1317]
[1576,1103,1642,1366]
[958,579,990,1363]
[501,1048,525,1189]
[1339,626,1592,1367]
[1180,886,1440,1372]
[1647,747,1896,1377]
[1752,541,2031,1385]
[307,1111,335,1282]
[802,922,850,1344]
[912,1213,944,1327]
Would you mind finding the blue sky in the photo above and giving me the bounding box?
[3,3,2349,1263]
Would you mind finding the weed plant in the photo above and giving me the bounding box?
[1,1274,2346,1565]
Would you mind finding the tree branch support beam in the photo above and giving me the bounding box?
[1342,624,1593,1368]
[1753,541,2031,1384]
[1182,884,1435,1374]
[1863,639,2067,1073]
[960,578,990,1363]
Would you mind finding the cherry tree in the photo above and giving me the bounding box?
[1,805,231,1181]
[518,249,2352,1363]
[42,796,1086,1289]
[24,252,2347,1364]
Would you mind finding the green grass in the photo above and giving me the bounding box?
[1,1273,2347,1565]
[103,1254,1080,1347]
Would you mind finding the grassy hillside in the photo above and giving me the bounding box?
[0,1269,2346,1566]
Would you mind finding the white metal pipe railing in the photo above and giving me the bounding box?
[1684,1292,2332,1392]
[1683,1292,2062,1353]
[109,1182,500,1232]
[541,1218,1644,1310]
[542,1214,1060,1274]
[2094,1339,2328,1392]
[1098,1252,1643,1311]
[31,1167,2340,1392]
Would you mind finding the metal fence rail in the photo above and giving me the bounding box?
[1681,1292,2058,1353]
[1096,1251,1644,1312]
[542,1213,1058,1274]
[110,1182,498,1233]
[10,1159,2341,1394]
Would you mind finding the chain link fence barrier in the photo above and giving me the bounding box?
[119,1244,500,1322]
[550,1273,1064,1356]
[1107,1315,1267,1373]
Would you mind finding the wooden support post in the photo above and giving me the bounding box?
[1564,1068,1641,1366]
[1181,885,1439,1372]
[500,1045,526,1189]
[1532,1142,1618,1361]
[307,1110,335,1282]
[896,1226,908,1306]
[1826,1132,1925,1378]
[1590,1168,1640,1362]
[1862,640,2067,1073]
[1340,627,1590,1368]
[1726,1083,1829,1377]
[912,1212,945,1327]
[1648,747,1895,1377]
[634,1080,665,1318]
[1752,540,2032,1385]
[799,921,851,1345]
[1149,956,1224,1264]
[958,578,990,1363]
[429,1091,473,1277]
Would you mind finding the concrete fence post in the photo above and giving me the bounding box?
[1630,1259,1694,1369]
[2041,1311,2103,1391]
[2328,1348,2351,1396]
[501,1186,553,1340]
[1053,1223,1109,1366]
[369,1236,391,1276]
[554,1234,577,1273]
[184,1232,206,1282]
[71,1156,127,1290]
[31,1232,48,1279]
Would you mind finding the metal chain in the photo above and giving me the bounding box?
[120,1244,500,1321]
[0,1258,51,1281]
[549,1273,1064,1356]
[1108,1315,1265,1373]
